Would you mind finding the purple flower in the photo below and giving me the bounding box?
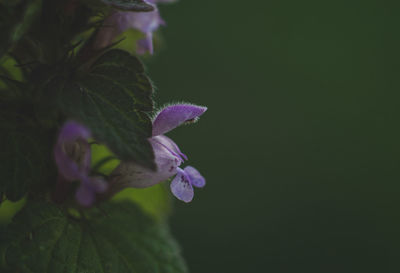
[96,0,175,54]
[54,121,107,207]
[111,104,207,202]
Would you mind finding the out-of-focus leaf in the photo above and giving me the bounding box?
[0,117,54,202]
[1,200,188,273]
[0,0,42,58]
[0,198,26,225]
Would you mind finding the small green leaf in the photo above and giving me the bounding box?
[101,0,155,12]
[1,201,188,273]
[56,49,155,169]
[0,0,42,58]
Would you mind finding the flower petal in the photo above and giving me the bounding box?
[91,177,108,193]
[184,166,205,188]
[152,135,187,161]
[75,177,107,207]
[96,8,165,53]
[57,121,91,143]
[152,104,207,136]
[54,121,91,181]
[170,168,194,203]
[75,182,95,207]
[136,32,153,55]
[109,136,182,190]
[128,9,165,33]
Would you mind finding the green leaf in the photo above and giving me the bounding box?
[0,0,42,58]
[1,201,188,273]
[100,0,155,12]
[56,49,155,169]
[90,49,154,112]
[0,118,55,202]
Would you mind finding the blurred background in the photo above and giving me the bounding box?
[147,1,399,272]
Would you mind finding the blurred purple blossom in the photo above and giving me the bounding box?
[96,0,176,54]
[54,121,107,207]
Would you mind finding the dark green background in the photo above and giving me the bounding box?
[148,1,399,272]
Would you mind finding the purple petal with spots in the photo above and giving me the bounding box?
[184,166,205,188]
[152,135,187,161]
[146,136,183,183]
[152,104,207,136]
[54,121,91,181]
[110,135,182,189]
[170,167,194,203]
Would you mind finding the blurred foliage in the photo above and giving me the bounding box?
[0,1,184,271]
[1,201,187,273]
[0,0,42,58]
[0,199,26,225]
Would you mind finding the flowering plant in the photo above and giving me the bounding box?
[0,1,207,272]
